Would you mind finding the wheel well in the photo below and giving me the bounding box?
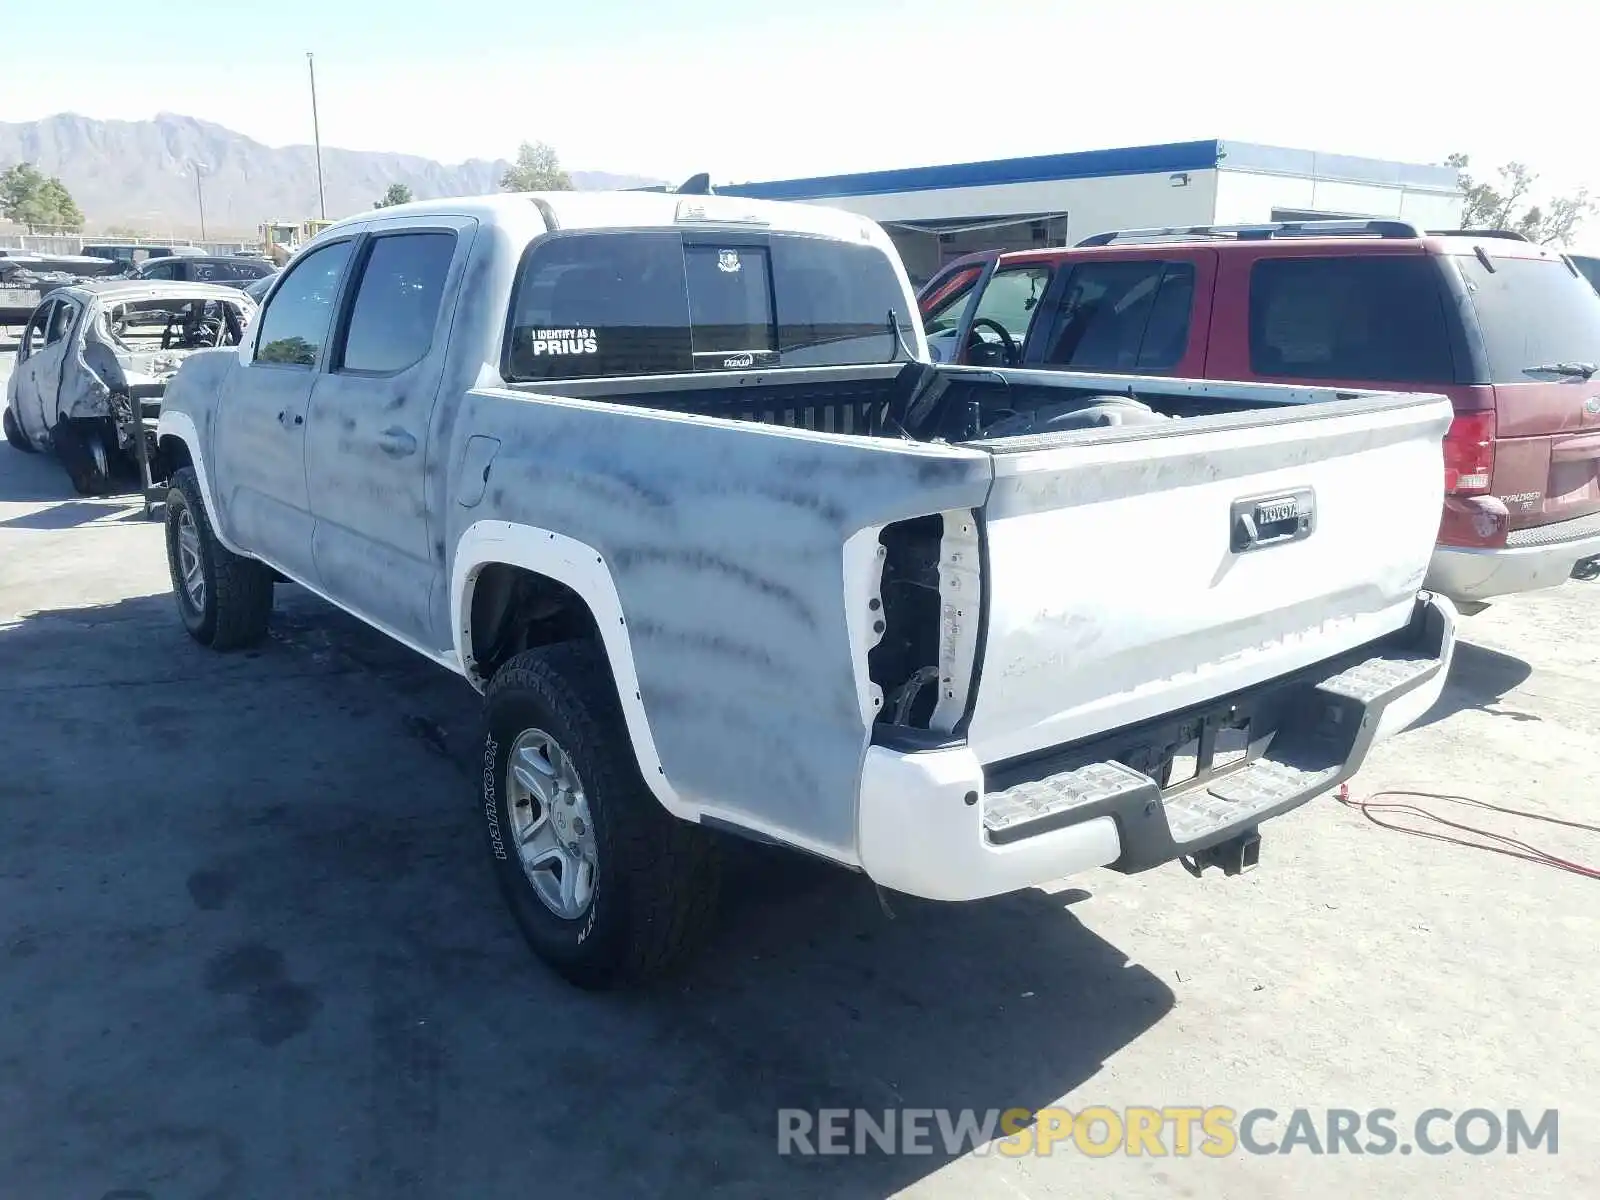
[159,435,194,474]
[467,564,603,683]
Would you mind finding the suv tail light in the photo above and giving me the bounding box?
[1443,411,1496,495]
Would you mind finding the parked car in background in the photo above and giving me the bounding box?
[81,243,206,269]
[242,274,275,303]
[154,191,1455,987]
[4,281,254,495]
[919,222,1600,610]
[131,255,277,288]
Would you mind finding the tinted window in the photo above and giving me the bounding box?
[1455,254,1600,383]
[1571,255,1600,297]
[338,232,457,373]
[141,261,180,280]
[507,231,692,381]
[770,237,912,365]
[685,244,776,366]
[1043,260,1194,372]
[254,239,354,367]
[505,231,913,382]
[1248,256,1454,383]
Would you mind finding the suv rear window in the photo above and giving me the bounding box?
[1455,254,1600,383]
[1248,256,1455,383]
[504,231,912,382]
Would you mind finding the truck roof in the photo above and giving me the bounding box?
[315,189,887,246]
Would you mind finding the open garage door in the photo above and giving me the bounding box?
[883,213,1069,287]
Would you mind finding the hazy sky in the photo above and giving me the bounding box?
[4,0,1599,245]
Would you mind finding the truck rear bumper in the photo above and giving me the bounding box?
[856,593,1456,902]
[1426,519,1600,604]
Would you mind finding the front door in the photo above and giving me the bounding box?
[212,237,357,586]
[303,220,472,646]
[10,301,57,443]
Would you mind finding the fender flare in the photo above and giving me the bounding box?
[450,520,695,822]
[154,410,250,556]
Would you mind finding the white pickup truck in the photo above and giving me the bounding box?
[156,190,1457,988]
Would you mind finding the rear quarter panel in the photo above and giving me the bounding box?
[446,388,993,861]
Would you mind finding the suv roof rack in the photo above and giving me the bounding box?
[1075,219,1423,247]
[1425,228,1530,241]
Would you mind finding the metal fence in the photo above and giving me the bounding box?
[0,230,254,256]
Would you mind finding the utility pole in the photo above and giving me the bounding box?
[193,163,207,240]
[307,51,327,219]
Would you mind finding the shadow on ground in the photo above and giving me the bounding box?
[0,588,1173,1199]
[1412,639,1536,730]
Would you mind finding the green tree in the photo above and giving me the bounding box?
[0,162,86,232]
[1446,153,1594,246]
[499,142,572,192]
[374,182,414,209]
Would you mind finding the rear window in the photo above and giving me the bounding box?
[1248,256,1455,383]
[1455,254,1600,383]
[504,231,911,382]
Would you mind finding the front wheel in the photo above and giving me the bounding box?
[483,642,721,989]
[164,467,274,650]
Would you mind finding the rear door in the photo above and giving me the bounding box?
[304,219,471,645]
[1452,250,1600,532]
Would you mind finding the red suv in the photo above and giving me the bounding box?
[918,221,1600,610]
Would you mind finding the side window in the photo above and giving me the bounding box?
[144,261,178,281]
[337,231,457,374]
[21,301,52,357]
[505,231,692,381]
[1248,256,1453,383]
[969,266,1053,347]
[253,239,355,367]
[188,261,222,282]
[684,243,776,367]
[1042,260,1193,372]
[46,300,76,345]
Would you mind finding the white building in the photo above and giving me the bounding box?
[719,139,1464,284]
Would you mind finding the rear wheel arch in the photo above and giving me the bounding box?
[451,522,692,822]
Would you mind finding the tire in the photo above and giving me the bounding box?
[483,642,721,989]
[164,467,274,650]
[53,418,114,495]
[3,405,34,453]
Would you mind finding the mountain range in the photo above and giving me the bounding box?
[0,112,661,237]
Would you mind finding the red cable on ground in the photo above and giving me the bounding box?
[1334,784,1600,881]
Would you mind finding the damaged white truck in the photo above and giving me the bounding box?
[155,191,1458,988]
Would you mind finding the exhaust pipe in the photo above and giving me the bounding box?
[1572,556,1600,583]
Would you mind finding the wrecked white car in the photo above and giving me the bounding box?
[3,281,254,496]
[156,192,1458,989]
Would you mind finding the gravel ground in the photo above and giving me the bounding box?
[1,344,1596,1198]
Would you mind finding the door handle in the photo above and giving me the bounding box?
[276,409,303,427]
[1230,488,1315,553]
[379,427,418,458]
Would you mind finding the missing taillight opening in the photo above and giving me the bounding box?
[1443,410,1496,494]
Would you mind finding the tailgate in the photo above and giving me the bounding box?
[966,393,1453,765]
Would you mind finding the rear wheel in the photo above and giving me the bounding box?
[3,406,34,453]
[53,418,115,495]
[164,467,274,650]
[483,642,721,989]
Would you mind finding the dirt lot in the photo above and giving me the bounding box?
[2,343,1597,1198]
